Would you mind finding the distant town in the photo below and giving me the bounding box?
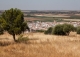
[27,21,80,31]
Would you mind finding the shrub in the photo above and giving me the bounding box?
[52,24,65,35]
[77,26,80,34]
[17,34,29,43]
[63,24,75,35]
[44,27,53,34]
[52,24,75,35]
[44,23,75,35]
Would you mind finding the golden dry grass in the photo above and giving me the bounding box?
[0,32,80,57]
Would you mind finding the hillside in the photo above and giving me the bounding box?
[0,32,80,57]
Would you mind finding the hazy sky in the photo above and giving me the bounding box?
[0,0,80,10]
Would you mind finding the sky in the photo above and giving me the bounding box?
[0,0,80,10]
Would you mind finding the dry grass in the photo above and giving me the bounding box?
[0,32,80,57]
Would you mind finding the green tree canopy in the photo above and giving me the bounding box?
[0,8,29,41]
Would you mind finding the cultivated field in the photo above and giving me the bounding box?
[34,14,70,17]
[24,17,41,21]
[63,19,80,21]
[24,14,80,22]
[0,32,80,57]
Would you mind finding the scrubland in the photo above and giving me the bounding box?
[0,32,80,57]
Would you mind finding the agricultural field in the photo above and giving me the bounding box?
[24,14,80,22]
[0,32,80,57]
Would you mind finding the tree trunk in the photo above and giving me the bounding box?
[13,34,16,42]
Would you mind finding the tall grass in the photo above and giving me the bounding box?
[0,32,80,57]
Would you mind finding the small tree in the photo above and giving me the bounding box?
[0,8,29,41]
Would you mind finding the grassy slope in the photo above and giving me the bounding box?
[0,32,80,57]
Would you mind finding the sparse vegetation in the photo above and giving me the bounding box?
[17,34,29,43]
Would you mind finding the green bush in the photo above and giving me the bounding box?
[17,34,29,43]
[44,24,75,35]
[52,24,75,35]
[44,27,53,34]
[52,24,65,35]
[63,24,75,35]
[77,26,80,34]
